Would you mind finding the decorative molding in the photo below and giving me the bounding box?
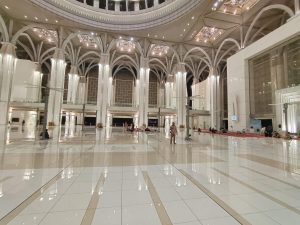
[29,0,201,30]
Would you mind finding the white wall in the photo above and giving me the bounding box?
[11,59,39,102]
[227,14,300,131]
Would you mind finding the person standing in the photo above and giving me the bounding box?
[170,122,177,144]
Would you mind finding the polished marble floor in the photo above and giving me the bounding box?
[0,125,300,225]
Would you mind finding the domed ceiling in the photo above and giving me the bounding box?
[29,0,201,30]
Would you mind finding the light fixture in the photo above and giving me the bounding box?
[194,26,224,43]
[77,34,97,47]
[32,28,58,43]
[116,39,136,53]
[216,0,259,15]
[34,17,38,20]
[150,44,169,57]
[4,5,9,9]
[24,15,28,19]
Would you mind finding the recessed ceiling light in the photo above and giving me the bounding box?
[162,36,165,39]
[55,20,58,23]
[45,18,48,22]
[187,23,190,26]
[4,5,9,10]
[147,34,150,37]
[34,17,38,20]
[24,15,28,19]
[130,37,134,41]
[192,16,194,20]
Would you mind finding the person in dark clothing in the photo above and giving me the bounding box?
[40,129,50,139]
[265,125,273,137]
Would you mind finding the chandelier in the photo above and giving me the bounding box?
[150,44,169,57]
[32,28,58,43]
[77,34,97,48]
[195,26,224,43]
[116,39,136,53]
[218,0,259,15]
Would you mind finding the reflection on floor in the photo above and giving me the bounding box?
[0,125,300,225]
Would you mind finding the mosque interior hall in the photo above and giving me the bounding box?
[0,0,300,224]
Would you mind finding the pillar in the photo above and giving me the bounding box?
[47,48,66,126]
[67,66,79,104]
[208,67,221,130]
[137,57,150,127]
[94,0,99,8]
[154,0,159,6]
[115,1,120,11]
[0,42,17,126]
[134,1,139,11]
[96,54,110,126]
[295,0,300,14]
[175,63,187,127]
[77,76,86,104]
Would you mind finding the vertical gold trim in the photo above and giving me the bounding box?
[241,166,300,190]
[179,169,251,225]
[0,170,64,224]
[142,171,173,225]
[80,173,106,225]
[214,168,300,215]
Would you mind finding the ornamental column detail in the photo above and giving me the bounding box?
[137,57,150,127]
[96,53,110,126]
[0,42,17,126]
[47,48,66,126]
[175,63,187,128]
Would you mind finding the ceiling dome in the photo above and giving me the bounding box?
[29,0,201,30]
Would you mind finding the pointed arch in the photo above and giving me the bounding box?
[243,4,294,47]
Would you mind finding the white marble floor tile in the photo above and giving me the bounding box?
[39,210,85,225]
[122,204,161,225]
[91,207,121,225]
[164,201,197,224]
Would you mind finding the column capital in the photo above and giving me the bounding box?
[209,67,218,76]
[140,57,149,68]
[175,63,186,74]
[52,48,65,60]
[99,53,110,65]
[69,65,78,75]
[0,42,16,56]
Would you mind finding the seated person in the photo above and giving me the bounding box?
[40,129,50,139]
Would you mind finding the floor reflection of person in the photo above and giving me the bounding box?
[170,122,177,144]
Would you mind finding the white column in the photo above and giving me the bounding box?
[134,1,139,11]
[94,0,99,8]
[165,77,174,108]
[67,65,79,104]
[115,1,120,11]
[208,67,221,130]
[295,0,300,14]
[0,43,17,126]
[47,48,66,126]
[138,57,149,127]
[175,63,187,127]
[77,77,86,104]
[96,54,110,126]
[154,0,159,6]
